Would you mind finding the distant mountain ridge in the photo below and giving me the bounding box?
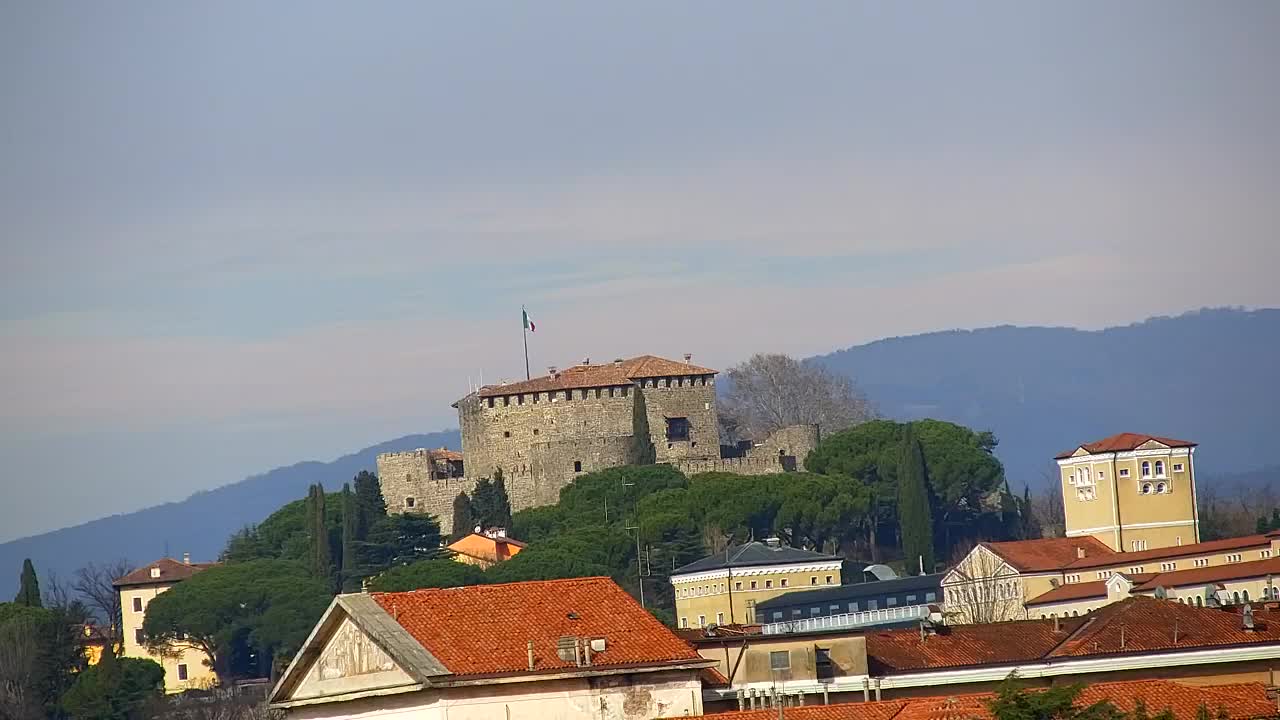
[811,307,1280,486]
[0,431,459,597]
[4,307,1276,597]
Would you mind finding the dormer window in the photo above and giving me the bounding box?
[150,567,161,579]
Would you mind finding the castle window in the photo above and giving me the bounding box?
[594,388,601,398]
[1173,463,1184,472]
[564,390,572,401]
[608,387,615,397]
[405,497,415,508]
[532,393,539,404]
[533,428,539,436]
[620,386,628,397]
[663,378,671,388]
[503,396,510,406]
[503,431,511,438]
[487,397,494,408]
[1154,460,1165,477]
[1119,468,1130,477]
[1141,461,1152,478]
[573,460,582,473]
[517,394,524,405]
[666,417,690,441]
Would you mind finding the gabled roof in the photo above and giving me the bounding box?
[472,354,716,398]
[1055,432,1196,459]
[371,577,707,677]
[978,536,1114,573]
[445,532,526,564]
[1132,556,1280,591]
[1065,533,1271,570]
[1048,596,1280,657]
[112,557,217,588]
[683,680,1278,720]
[672,542,840,576]
[865,616,1086,673]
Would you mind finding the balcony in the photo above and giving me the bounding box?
[760,604,931,635]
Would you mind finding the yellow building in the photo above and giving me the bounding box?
[113,556,219,693]
[446,529,526,569]
[1056,432,1199,552]
[671,539,843,628]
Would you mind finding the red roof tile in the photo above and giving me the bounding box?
[690,680,1277,720]
[866,618,1086,672]
[445,532,526,564]
[371,577,704,677]
[473,355,715,398]
[979,536,1114,573]
[428,447,463,462]
[1065,534,1271,570]
[1049,596,1280,657]
[112,557,217,587]
[1055,432,1196,459]
[1133,556,1280,591]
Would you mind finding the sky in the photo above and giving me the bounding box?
[2,2,1278,542]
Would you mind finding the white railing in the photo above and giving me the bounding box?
[760,604,931,635]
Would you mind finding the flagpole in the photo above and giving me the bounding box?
[522,306,531,380]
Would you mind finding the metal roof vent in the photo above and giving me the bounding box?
[556,636,579,664]
[764,537,782,549]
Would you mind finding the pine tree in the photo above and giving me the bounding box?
[896,426,935,575]
[341,483,358,591]
[451,492,476,542]
[15,558,41,607]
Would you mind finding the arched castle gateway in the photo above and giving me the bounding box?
[376,354,819,534]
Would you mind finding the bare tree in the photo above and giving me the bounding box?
[942,543,1027,625]
[719,354,875,441]
[41,570,76,611]
[0,617,42,720]
[74,559,131,636]
[1029,465,1065,539]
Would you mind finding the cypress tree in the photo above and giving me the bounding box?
[451,492,476,542]
[490,469,512,529]
[14,558,41,607]
[353,471,386,540]
[307,485,331,582]
[341,484,358,591]
[896,426,935,574]
[471,469,513,531]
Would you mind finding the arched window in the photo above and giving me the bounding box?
[1242,590,1250,602]
[1233,591,1241,604]
[1156,482,1167,494]
[1154,460,1165,477]
[1141,483,1153,495]
[1071,610,1079,617]
[1195,596,1203,607]
[1141,461,1152,478]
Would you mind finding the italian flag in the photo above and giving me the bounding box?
[522,309,536,332]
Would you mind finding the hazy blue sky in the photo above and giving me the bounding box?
[2,2,1278,541]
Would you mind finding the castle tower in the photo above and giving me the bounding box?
[1055,433,1199,552]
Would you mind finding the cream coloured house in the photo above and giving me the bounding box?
[114,556,218,693]
[670,539,844,628]
[269,577,716,719]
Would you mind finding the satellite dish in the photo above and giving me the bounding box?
[1153,586,1167,600]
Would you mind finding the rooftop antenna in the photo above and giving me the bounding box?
[626,521,644,608]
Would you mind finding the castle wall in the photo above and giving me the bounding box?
[672,456,793,476]
[745,424,821,471]
[635,375,720,464]
[527,435,648,507]
[376,450,477,535]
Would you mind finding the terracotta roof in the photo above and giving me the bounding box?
[1024,574,1157,607]
[866,617,1086,673]
[688,680,1277,720]
[446,532,526,564]
[1055,432,1197,459]
[112,557,217,587]
[473,354,716,398]
[370,577,704,677]
[1065,533,1271,570]
[1132,556,1280,591]
[979,536,1114,573]
[428,447,463,462]
[1049,596,1280,657]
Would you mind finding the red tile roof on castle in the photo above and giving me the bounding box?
[1132,556,1280,591]
[112,557,218,587]
[474,354,716,398]
[1055,432,1197,459]
[370,577,704,677]
[428,447,463,462]
[688,680,1277,720]
[1024,574,1154,607]
[977,536,1114,573]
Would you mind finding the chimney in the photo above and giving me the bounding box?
[613,358,623,367]
[548,366,558,377]
[683,353,692,364]
[583,638,593,666]
[527,641,535,671]
[1052,615,1061,633]
[582,357,590,365]
[1119,625,1127,649]
[182,553,191,565]
[1077,546,1086,559]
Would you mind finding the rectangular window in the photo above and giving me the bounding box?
[502,396,509,406]
[564,390,572,401]
[925,592,936,602]
[815,647,834,680]
[735,582,742,590]
[750,581,758,590]
[1173,463,1184,472]
[698,615,706,627]
[135,628,144,644]
[906,594,917,603]
[132,597,143,612]
[825,575,833,585]
[810,606,821,616]
[848,601,859,612]
[177,664,188,681]
[680,617,688,628]
[764,580,773,589]
[517,394,524,405]
[1160,562,1176,571]
[1195,558,1210,567]
[791,609,802,618]
[665,417,690,441]
[1120,468,1130,477]
[772,611,783,621]
[887,597,898,607]
[867,599,878,611]
[573,461,582,473]
[486,397,494,408]
[810,577,817,585]
[594,388,601,399]
[830,604,841,613]
[716,612,724,624]
[780,579,788,587]
[769,650,790,671]
[620,386,628,397]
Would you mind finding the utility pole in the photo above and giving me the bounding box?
[627,522,644,608]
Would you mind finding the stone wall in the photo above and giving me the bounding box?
[744,424,821,471]
[671,455,793,476]
[528,434,648,506]
[635,376,721,464]
[376,450,477,536]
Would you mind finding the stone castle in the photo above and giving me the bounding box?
[376,354,819,534]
